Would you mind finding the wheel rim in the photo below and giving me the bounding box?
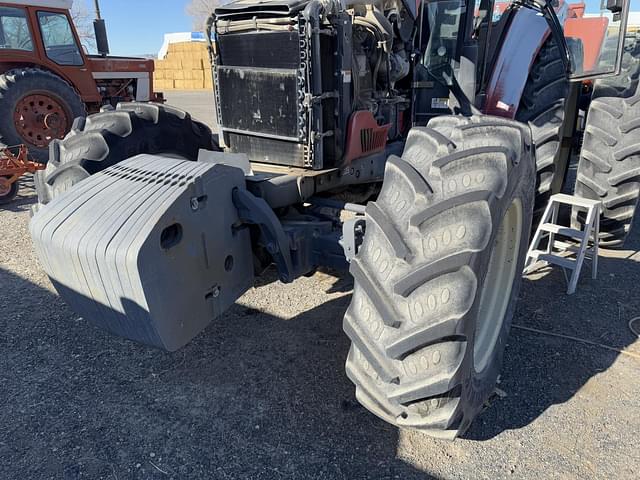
[13,93,71,148]
[473,198,523,372]
[0,177,11,197]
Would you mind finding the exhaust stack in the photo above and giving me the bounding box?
[93,0,110,56]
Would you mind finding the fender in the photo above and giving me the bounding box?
[483,6,551,119]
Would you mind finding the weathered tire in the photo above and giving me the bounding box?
[344,115,535,439]
[35,102,218,205]
[516,38,569,220]
[0,177,19,205]
[0,69,85,163]
[573,92,640,247]
[593,34,640,100]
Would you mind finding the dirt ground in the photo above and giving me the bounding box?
[1,92,639,479]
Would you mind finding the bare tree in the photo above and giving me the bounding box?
[71,0,96,52]
[186,0,224,31]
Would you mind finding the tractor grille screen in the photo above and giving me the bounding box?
[218,66,299,138]
[227,133,306,167]
[218,31,300,69]
[216,29,309,167]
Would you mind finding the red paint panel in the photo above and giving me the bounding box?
[88,57,155,74]
[564,17,608,72]
[484,8,551,119]
[343,111,391,163]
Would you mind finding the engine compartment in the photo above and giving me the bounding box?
[210,0,416,169]
[350,1,413,129]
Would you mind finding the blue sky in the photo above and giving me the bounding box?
[78,0,638,56]
[77,0,194,56]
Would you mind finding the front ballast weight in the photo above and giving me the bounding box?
[30,153,362,350]
[30,156,254,351]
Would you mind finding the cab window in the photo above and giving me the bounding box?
[37,11,83,66]
[0,7,34,51]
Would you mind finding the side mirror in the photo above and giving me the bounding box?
[607,0,624,14]
[566,0,632,81]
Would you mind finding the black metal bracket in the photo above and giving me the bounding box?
[232,188,295,282]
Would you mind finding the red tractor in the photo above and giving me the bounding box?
[0,0,162,162]
[30,0,639,438]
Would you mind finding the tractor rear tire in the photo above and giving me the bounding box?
[344,115,535,439]
[0,69,85,163]
[572,36,640,247]
[35,102,218,205]
[573,92,640,247]
[593,34,640,100]
[516,38,569,221]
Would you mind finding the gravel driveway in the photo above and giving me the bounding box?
[0,93,638,479]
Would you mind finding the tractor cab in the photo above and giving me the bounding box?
[0,0,160,161]
[413,0,635,119]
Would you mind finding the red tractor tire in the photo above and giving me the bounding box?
[0,69,86,163]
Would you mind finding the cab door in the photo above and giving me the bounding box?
[30,6,101,102]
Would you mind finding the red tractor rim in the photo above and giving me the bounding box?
[13,93,71,149]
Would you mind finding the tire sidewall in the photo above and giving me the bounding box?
[460,150,535,430]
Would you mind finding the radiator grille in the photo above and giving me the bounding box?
[360,128,387,153]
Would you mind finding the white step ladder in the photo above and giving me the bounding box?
[524,193,601,295]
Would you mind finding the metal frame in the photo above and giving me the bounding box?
[202,0,634,285]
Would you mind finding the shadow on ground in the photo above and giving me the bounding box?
[4,175,37,214]
[2,193,639,478]
[466,229,640,440]
[0,266,432,479]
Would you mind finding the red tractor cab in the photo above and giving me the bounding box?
[0,0,162,162]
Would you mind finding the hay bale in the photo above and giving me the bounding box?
[154,79,175,90]
[182,58,204,70]
[174,79,205,90]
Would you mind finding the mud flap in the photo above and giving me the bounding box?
[30,155,254,351]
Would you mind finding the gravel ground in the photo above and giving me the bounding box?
[1,92,639,479]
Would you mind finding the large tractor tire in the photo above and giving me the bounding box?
[573,91,640,247]
[344,115,535,439]
[35,102,217,205]
[516,38,570,220]
[0,69,86,163]
[593,34,640,100]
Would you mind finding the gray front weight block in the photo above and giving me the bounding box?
[30,154,254,351]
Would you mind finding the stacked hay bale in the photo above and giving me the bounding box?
[154,42,213,91]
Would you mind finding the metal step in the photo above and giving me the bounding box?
[550,193,602,209]
[539,223,585,240]
[529,250,578,270]
[525,193,600,294]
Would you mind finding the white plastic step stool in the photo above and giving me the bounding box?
[524,193,601,294]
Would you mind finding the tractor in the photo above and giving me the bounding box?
[0,0,162,163]
[30,0,639,439]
